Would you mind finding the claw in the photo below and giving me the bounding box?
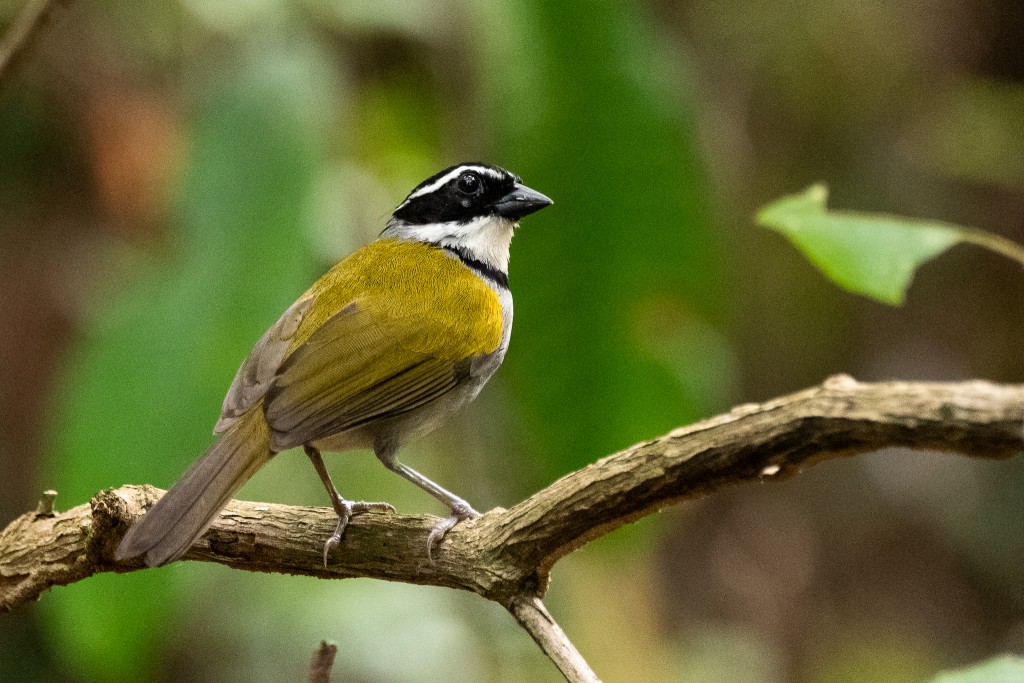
[322,530,342,568]
[321,500,396,568]
[426,499,481,563]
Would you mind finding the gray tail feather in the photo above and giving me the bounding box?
[116,410,273,567]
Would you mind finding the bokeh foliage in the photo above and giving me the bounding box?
[42,48,331,680]
[479,0,727,480]
[2,0,1024,681]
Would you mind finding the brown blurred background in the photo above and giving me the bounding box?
[1,0,1023,681]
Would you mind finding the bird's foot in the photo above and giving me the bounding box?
[427,498,481,563]
[322,500,396,567]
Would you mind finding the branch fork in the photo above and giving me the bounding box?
[3,376,1023,681]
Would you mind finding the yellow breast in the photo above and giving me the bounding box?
[289,238,504,361]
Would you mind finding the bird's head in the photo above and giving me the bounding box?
[383,162,552,276]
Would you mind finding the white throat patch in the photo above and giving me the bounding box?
[384,215,516,273]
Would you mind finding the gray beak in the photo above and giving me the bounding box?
[492,182,553,220]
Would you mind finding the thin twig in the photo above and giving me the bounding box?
[959,228,1024,269]
[508,595,600,683]
[0,0,68,91]
[308,641,337,683]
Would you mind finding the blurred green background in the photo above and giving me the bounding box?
[2,0,1024,681]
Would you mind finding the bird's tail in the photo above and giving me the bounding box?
[115,409,273,567]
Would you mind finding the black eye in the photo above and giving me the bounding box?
[456,172,481,195]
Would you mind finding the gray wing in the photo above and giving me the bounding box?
[214,296,314,434]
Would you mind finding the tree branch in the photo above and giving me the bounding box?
[2,376,1023,681]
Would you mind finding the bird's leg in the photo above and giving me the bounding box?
[373,441,480,561]
[304,445,395,567]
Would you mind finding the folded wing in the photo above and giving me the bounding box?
[263,301,469,451]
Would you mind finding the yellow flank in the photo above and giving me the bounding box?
[289,239,504,360]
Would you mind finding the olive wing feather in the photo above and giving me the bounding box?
[262,300,469,451]
[215,296,314,434]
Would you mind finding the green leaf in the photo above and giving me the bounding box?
[478,0,730,488]
[756,184,963,305]
[931,656,1024,683]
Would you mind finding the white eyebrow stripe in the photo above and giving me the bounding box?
[403,165,500,202]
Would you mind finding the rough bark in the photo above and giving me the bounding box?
[3,376,1023,681]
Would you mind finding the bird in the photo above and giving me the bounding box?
[115,162,552,568]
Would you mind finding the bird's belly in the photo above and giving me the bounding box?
[308,369,494,454]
